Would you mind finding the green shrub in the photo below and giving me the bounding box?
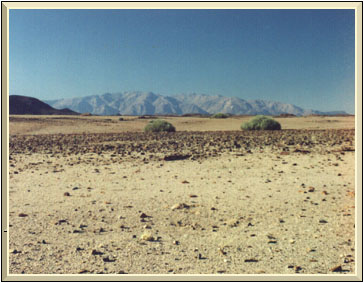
[144,119,176,132]
[211,113,229,119]
[241,115,281,130]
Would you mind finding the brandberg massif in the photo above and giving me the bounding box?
[9,92,355,274]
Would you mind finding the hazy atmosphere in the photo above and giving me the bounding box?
[10,9,355,113]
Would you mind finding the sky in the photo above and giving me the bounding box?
[10,9,355,113]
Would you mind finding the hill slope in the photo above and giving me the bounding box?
[10,95,79,115]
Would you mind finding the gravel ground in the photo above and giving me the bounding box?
[7,129,356,275]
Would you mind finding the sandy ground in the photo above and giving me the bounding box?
[7,116,356,275]
[9,115,355,135]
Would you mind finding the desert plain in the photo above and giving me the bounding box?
[7,115,356,275]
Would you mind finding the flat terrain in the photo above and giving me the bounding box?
[9,115,354,135]
[8,116,356,275]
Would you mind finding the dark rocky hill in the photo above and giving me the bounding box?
[10,95,79,115]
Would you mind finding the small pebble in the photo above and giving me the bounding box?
[331,265,343,272]
[244,259,258,263]
[140,213,150,218]
[91,249,104,255]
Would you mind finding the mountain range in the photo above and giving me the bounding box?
[44,92,347,116]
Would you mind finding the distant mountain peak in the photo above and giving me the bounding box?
[43,91,346,116]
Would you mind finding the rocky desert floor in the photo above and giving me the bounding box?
[7,115,357,275]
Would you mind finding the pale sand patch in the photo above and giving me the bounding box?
[9,150,355,274]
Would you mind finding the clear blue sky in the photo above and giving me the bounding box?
[10,9,355,113]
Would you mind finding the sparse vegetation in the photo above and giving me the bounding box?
[211,113,229,119]
[144,119,176,132]
[241,115,281,130]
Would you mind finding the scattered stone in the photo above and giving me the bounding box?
[164,154,191,161]
[64,192,71,196]
[55,219,67,225]
[218,247,227,255]
[103,256,116,263]
[91,249,104,255]
[171,203,190,210]
[79,269,89,274]
[140,213,150,218]
[331,265,343,272]
[319,219,328,224]
[225,219,239,227]
[181,180,190,184]
[244,259,258,262]
[344,257,354,263]
[294,148,310,154]
[18,213,28,217]
[140,232,154,241]
[308,187,315,192]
